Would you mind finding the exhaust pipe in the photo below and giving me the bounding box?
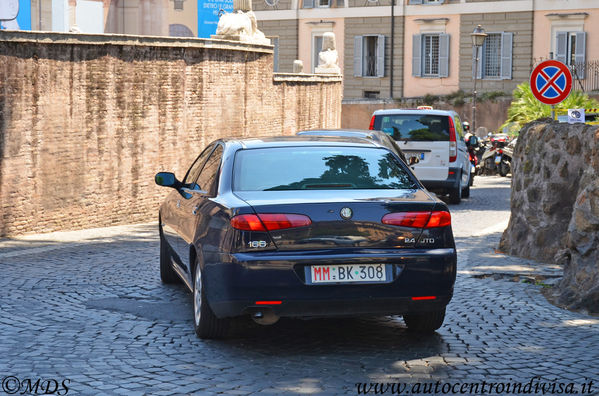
[251,309,279,325]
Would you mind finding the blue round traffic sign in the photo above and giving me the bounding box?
[530,60,572,105]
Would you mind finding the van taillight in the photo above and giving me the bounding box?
[448,117,457,162]
[369,115,376,130]
[231,214,312,231]
[382,211,451,228]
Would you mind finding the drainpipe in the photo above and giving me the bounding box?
[296,0,300,63]
[401,0,406,100]
[390,0,395,99]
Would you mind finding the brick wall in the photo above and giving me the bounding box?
[0,31,342,236]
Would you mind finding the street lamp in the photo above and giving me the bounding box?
[471,25,487,136]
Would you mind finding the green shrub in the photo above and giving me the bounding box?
[480,91,505,102]
[501,82,599,134]
[423,93,440,105]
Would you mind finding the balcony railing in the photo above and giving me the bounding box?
[534,58,599,93]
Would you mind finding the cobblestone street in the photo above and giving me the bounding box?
[1,176,598,395]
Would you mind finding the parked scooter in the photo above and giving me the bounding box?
[480,135,513,176]
[465,133,480,186]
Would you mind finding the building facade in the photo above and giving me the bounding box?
[2,0,598,99]
[253,0,599,99]
[0,0,232,37]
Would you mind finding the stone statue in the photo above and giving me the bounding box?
[213,0,270,45]
[293,60,304,73]
[315,32,341,75]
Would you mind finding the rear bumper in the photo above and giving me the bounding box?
[203,248,457,318]
[420,167,460,193]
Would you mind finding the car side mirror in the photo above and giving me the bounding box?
[155,172,182,189]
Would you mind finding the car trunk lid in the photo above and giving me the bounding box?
[234,189,441,251]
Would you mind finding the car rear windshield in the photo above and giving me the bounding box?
[233,147,417,191]
[373,114,450,141]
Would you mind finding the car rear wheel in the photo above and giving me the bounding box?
[462,181,470,198]
[403,309,446,333]
[159,225,181,284]
[449,171,462,204]
[193,267,230,339]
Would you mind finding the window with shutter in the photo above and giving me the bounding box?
[363,36,377,76]
[438,34,449,78]
[422,34,440,76]
[555,31,586,79]
[574,31,586,79]
[482,33,501,78]
[354,36,363,77]
[353,35,385,78]
[313,36,323,73]
[376,35,385,77]
[412,34,422,77]
[500,32,513,80]
[555,31,568,64]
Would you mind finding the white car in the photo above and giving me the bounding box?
[369,108,471,204]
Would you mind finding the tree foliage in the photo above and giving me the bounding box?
[501,82,599,135]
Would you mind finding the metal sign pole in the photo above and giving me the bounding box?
[551,105,555,120]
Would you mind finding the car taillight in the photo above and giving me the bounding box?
[382,211,451,228]
[231,214,266,231]
[231,214,311,231]
[448,117,457,162]
[369,115,376,130]
[257,214,311,231]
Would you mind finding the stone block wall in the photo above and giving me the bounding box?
[499,120,599,312]
[0,31,342,236]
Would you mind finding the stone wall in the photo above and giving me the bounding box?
[498,120,599,312]
[0,31,342,236]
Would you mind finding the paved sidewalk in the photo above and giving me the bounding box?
[0,177,597,395]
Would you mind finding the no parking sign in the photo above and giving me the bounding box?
[530,60,572,105]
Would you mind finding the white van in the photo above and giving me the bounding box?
[369,108,471,204]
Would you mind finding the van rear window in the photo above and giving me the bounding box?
[373,114,450,141]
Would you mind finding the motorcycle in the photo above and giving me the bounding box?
[480,136,513,176]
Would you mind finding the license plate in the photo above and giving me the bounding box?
[310,264,386,284]
[494,155,501,164]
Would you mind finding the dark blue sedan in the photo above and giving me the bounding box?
[155,136,456,338]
